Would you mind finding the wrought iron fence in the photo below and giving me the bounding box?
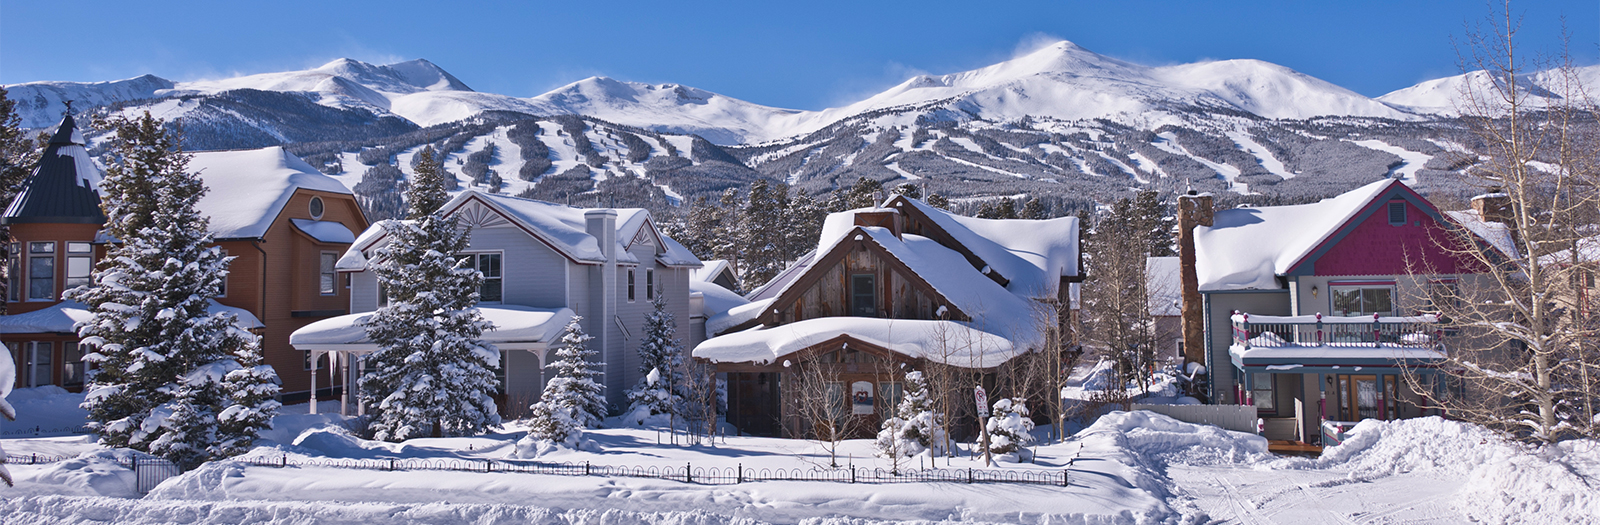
[7,453,1075,494]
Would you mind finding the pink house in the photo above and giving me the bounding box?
[1175,178,1508,444]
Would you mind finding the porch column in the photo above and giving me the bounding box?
[356,355,366,417]
[1317,373,1326,421]
[338,352,349,417]
[309,351,320,415]
[1377,375,1387,420]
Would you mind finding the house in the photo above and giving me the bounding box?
[289,190,702,416]
[692,259,740,293]
[1176,178,1505,443]
[1146,256,1184,364]
[693,196,1080,437]
[0,115,369,398]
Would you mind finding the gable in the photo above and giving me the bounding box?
[759,226,967,329]
[1287,185,1485,276]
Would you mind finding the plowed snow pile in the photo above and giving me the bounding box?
[1277,416,1599,523]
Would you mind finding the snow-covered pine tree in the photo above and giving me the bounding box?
[625,294,686,424]
[874,370,947,460]
[784,191,825,263]
[982,397,1036,460]
[711,188,744,274]
[67,112,278,466]
[360,146,501,442]
[534,315,607,428]
[740,179,787,290]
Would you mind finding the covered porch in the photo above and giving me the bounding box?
[1228,312,1450,445]
[289,305,574,417]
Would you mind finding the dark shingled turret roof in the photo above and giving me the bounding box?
[2,114,105,225]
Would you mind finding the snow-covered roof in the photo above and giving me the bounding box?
[1147,257,1182,317]
[707,298,772,336]
[290,219,357,244]
[691,279,749,320]
[893,197,1081,296]
[1194,179,1398,291]
[1,115,105,225]
[189,147,354,240]
[290,305,574,350]
[0,300,263,334]
[693,317,1026,368]
[692,260,731,283]
[746,250,814,301]
[340,192,699,270]
[1444,209,1521,261]
[1538,235,1600,266]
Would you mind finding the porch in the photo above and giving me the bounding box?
[1227,312,1450,444]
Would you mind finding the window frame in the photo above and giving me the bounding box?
[646,268,655,300]
[1329,281,1396,317]
[6,242,20,302]
[62,341,84,387]
[309,196,325,220]
[1251,372,1276,413]
[27,241,56,302]
[850,273,877,317]
[65,242,92,290]
[627,268,636,302]
[456,252,503,303]
[319,251,338,295]
[1387,200,1407,226]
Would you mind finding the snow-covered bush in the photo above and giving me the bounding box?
[533,316,607,429]
[624,295,685,426]
[983,397,1035,461]
[360,147,500,441]
[875,371,947,460]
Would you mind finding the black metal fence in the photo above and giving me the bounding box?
[0,425,93,437]
[7,453,1075,494]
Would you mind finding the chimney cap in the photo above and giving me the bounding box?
[583,208,618,218]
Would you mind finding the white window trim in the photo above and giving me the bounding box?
[627,268,636,303]
[458,251,504,304]
[319,251,338,296]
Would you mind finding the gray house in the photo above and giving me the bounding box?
[291,190,702,415]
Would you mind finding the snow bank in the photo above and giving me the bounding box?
[1083,411,1269,467]
[25,449,145,498]
[1287,417,1600,523]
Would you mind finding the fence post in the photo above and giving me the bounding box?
[281,454,287,468]
[686,462,692,484]
[737,463,743,484]
[1062,470,1068,487]
[585,461,591,476]
[1373,313,1381,348]
[1316,313,1324,346]
[486,460,492,473]
[389,458,396,471]
[31,453,37,465]
[851,466,856,484]
[967,467,973,484]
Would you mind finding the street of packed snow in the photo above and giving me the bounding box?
[2,387,1596,524]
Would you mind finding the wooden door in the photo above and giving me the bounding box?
[1339,375,1379,421]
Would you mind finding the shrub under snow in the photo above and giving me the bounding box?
[982,397,1035,462]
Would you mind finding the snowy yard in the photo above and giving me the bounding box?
[1,387,1596,524]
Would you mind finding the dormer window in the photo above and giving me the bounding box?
[309,196,325,220]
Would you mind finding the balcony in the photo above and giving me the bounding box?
[1228,312,1448,372]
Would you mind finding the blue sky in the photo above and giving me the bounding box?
[3,1,1596,110]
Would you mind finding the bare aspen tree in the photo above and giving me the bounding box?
[1405,2,1600,443]
[785,356,867,467]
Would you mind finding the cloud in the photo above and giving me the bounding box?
[1012,32,1068,58]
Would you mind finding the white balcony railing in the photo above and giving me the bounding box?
[1230,312,1443,349]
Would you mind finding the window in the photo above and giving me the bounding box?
[28,241,55,301]
[26,341,52,388]
[646,269,655,300]
[495,351,508,394]
[309,196,325,220]
[6,242,19,302]
[1251,372,1276,412]
[1387,200,1407,225]
[456,253,502,303]
[1331,283,1395,316]
[65,242,92,290]
[62,342,84,387]
[217,249,228,297]
[851,274,877,317]
[627,268,636,302]
[377,282,389,308]
[878,382,903,419]
[1425,281,1458,313]
[319,252,337,295]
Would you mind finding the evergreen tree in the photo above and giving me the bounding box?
[711,188,744,276]
[926,193,951,210]
[360,146,501,441]
[1133,191,1176,257]
[1020,197,1048,220]
[624,294,686,423]
[995,198,1019,219]
[740,179,787,290]
[67,112,278,467]
[785,191,826,262]
[874,370,947,459]
[891,182,922,199]
[982,397,1035,458]
[535,316,607,428]
[845,176,883,208]
[0,87,40,314]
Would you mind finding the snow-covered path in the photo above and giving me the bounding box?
[1169,464,1464,523]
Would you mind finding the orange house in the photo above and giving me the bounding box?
[1,115,368,401]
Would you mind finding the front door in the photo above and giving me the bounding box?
[1338,375,1379,421]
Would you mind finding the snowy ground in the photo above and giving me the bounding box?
[2,386,1596,524]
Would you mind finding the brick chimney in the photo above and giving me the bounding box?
[1471,189,1519,246]
[1177,191,1213,366]
[853,209,903,238]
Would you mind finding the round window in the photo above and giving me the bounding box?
[309,196,325,220]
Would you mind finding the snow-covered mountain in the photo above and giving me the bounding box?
[1377,64,1600,115]
[6,75,176,128]
[522,77,803,145]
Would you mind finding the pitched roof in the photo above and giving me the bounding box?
[2,115,105,225]
[1194,178,1400,291]
[0,300,262,334]
[887,197,1081,296]
[338,191,701,270]
[189,147,354,240]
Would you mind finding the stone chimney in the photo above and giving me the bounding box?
[1177,191,1213,367]
[853,208,903,238]
[1471,189,1518,246]
[584,209,620,405]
